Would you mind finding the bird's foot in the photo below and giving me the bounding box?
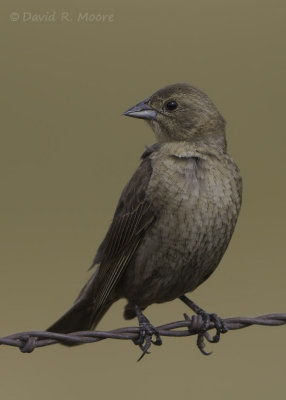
[196,311,228,355]
[131,303,162,361]
[180,295,228,355]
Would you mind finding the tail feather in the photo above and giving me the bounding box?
[47,269,114,346]
[47,301,112,346]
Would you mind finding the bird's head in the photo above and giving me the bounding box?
[124,83,226,151]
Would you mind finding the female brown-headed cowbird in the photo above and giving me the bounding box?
[48,83,242,355]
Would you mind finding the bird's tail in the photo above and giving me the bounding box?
[47,270,114,346]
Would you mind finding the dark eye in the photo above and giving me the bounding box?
[165,100,178,111]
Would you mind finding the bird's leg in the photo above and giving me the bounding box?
[179,294,228,355]
[131,302,162,361]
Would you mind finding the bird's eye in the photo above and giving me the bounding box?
[165,100,178,111]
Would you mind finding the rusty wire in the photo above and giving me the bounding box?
[0,313,285,354]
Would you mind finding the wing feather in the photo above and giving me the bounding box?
[88,150,158,310]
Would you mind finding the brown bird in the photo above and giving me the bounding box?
[47,83,242,356]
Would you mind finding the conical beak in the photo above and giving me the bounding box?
[123,97,157,120]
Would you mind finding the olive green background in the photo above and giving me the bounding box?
[1,0,285,399]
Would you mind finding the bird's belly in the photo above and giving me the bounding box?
[121,195,233,307]
[121,154,240,308]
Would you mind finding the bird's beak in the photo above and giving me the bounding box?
[123,97,157,120]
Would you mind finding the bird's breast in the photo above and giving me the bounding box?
[122,149,242,305]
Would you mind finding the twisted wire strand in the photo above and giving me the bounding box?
[0,313,285,354]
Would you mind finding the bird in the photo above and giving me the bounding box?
[47,83,242,356]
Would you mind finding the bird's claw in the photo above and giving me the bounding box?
[133,318,162,361]
[184,310,228,355]
[197,332,212,355]
[196,311,228,355]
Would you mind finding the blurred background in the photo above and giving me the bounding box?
[1,0,285,399]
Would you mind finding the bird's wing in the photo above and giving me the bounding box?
[83,147,158,311]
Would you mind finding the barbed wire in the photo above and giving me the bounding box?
[0,313,285,356]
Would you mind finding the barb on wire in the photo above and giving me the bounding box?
[0,313,285,357]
